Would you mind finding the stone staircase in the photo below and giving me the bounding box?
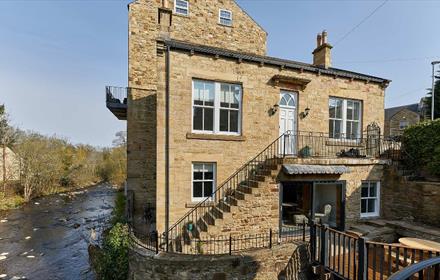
[168,158,283,254]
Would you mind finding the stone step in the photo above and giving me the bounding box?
[203,212,216,225]
[210,206,224,219]
[256,169,272,176]
[251,174,266,182]
[240,180,260,188]
[217,200,232,213]
[237,184,253,194]
[233,190,247,200]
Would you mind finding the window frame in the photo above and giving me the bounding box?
[360,181,380,218]
[191,162,216,202]
[218,9,233,26]
[174,0,189,16]
[329,97,362,140]
[399,120,409,130]
[191,79,242,136]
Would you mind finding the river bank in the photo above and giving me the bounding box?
[0,181,107,211]
[0,183,117,280]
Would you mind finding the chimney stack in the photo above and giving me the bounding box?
[313,30,333,69]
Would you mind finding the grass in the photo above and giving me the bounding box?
[0,193,25,211]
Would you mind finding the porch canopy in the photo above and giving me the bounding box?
[283,164,350,175]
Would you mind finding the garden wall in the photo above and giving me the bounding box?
[128,242,311,280]
[382,167,440,227]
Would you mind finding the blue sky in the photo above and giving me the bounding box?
[0,0,439,147]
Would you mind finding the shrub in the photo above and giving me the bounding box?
[402,119,440,176]
[94,223,130,280]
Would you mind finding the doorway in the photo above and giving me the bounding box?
[279,91,297,155]
[280,181,345,230]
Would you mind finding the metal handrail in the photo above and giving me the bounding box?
[164,131,403,252]
[166,131,288,236]
[106,86,128,104]
[388,256,440,280]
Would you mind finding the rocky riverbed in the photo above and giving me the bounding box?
[0,184,116,280]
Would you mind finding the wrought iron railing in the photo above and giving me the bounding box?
[131,223,306,255]
[106,86,128,105]
[163,130,402,252]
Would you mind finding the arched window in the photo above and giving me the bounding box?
[279,92,296,107]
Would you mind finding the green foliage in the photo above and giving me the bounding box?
[96,145,126,186]
[402,119,440,176]
[94,223,130,280]
[0,193,24,210]
[111,191,127,225]
[424,74,440,120]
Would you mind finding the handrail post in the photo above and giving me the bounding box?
[320,225,328,267]
[283,134,287,158]
[229,234,232,255]
[269,228,273,249]
[358,237,367,280]
[309,220,316,261]
[302,220,306,241]
[155,231,159,254]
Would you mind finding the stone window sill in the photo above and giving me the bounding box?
[186,132,246,141]
[185,202,215,208]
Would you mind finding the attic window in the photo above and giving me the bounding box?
[219,9,232,26]
[175,0,189,16]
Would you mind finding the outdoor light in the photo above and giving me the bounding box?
[300,107,311,119]
[269,104,279,116]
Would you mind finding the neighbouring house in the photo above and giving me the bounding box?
[384,103,421,138]
[106,0,393,259]
[1,146,20,184]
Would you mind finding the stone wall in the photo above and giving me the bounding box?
[162,0,267,55]
[129,241,311,280]
[384,108,420,138]
[382,167,440,227]
[154,49,386,231]
[126,0,387,233]
[127,0,268,232]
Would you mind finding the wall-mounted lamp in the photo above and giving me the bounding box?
[269,104,279,116]
[300,107,311,119]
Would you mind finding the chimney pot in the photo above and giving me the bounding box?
[317,33,322,47]
[322,30,328,44]
[313,30,332,69]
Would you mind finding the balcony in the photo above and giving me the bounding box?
[106,86,128,120]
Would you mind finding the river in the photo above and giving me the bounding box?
[0,184,116,280]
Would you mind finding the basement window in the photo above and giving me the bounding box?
[175,0,189,16]
[192,163,216,202]
[219,9,232,26]
[360,181,380,218]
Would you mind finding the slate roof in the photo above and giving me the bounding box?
[163,39,391,85]
[385,103,420,121]
[283,164,350,175]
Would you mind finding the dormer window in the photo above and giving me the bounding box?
[175,0,189,16]
[219,9,232,26]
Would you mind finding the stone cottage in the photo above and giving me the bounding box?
[1,146,20,184]
[384,103,421,138]
[106,0,391,243]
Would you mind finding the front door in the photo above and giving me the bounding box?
[279,91,297,155]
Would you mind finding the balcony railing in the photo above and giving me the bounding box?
[106,86,128,120]
[280,131,401,160]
